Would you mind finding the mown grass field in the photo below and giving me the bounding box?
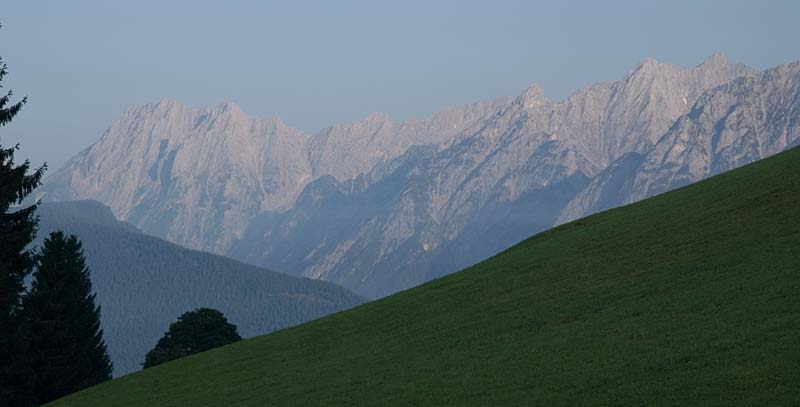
[51,147,800,406]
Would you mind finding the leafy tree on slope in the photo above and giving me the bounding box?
[144,307,242,368]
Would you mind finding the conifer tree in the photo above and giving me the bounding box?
[0,22,45,406]
[24,231,112,405]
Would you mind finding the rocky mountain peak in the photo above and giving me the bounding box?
[155,96,178,108]
[699,52,729,67]
[217,100,244,114]
[627,56,673,78]
[364,111,392,124]
[141,96,185,118]
[636,56,660,69]
[205,100,252,126]
[557,59,799,225]
[515,84,550,109]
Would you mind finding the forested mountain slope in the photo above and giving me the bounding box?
[35,201,364,375]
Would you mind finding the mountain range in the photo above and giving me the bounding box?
[34,200,364,375]
[37,54,800,298]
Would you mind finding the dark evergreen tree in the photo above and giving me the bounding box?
[143,308,242,368]
[23,231,112,405]
[0,22,45,407]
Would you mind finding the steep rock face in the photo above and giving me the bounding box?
[41,100,312,252]
[558,61,800,223]
[39,98,503,253]
[41,54,765,298]
[307,98,511,181]
[230,55,754,298]
[556,53,755,168]
[231,88,588,297]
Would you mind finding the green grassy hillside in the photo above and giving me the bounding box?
[50,147,800,406]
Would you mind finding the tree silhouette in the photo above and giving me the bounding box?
[144,308,242,368]
[24,231,112,405]
[0,21,46,407]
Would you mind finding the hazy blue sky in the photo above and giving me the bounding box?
[2,0,799,169]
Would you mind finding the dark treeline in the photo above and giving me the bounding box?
[1,31,112,406]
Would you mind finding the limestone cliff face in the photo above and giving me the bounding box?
[42,54,794,298]
[556,53,755,169]
[41,99,312,252]
[39,97,504,254]
[558,61,800,224]
[228,55,758,298]
[307,98,511,182]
